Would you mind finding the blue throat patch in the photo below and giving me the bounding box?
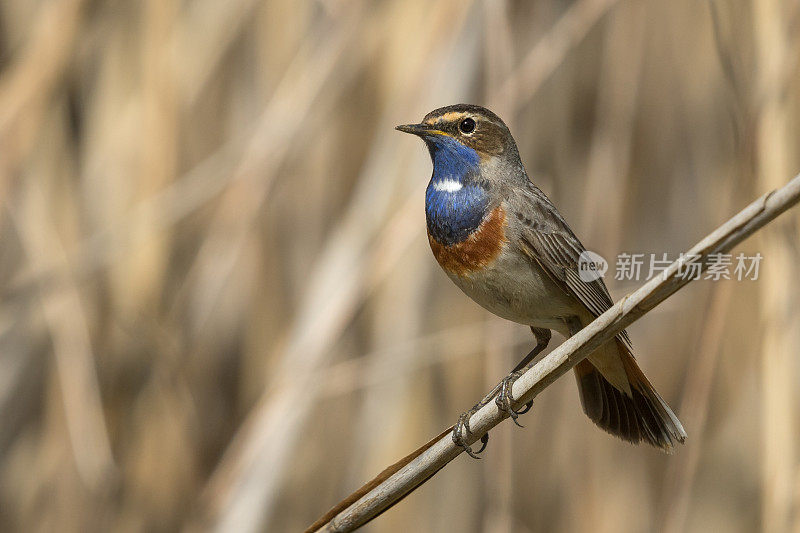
[424,135,489,246]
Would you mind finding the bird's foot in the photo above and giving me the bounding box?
[452,405,490,458]
[495,371,533,427]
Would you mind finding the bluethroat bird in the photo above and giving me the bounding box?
[397,104,686,456]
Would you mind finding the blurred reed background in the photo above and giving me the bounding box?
[0,0,799,532]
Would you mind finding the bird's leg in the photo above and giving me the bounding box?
[494,327,551,426]
[452,327,551,457]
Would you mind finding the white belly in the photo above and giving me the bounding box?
[443,246,578,335]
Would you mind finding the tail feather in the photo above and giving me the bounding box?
[574,339,686,453]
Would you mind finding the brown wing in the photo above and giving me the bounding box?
[511,181,632,347]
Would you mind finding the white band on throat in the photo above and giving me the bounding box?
[432,179,463,193]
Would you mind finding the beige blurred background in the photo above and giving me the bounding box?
[1,0,799,531]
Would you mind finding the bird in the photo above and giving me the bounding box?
[396,104,686,456]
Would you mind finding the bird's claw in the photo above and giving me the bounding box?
[452,410,489,458]
[495,372,531,427]
[451,370,532,458]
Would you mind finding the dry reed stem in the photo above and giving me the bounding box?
[191,5,477,531]
[578,0,645,251]
[0,0,88,216]
[659,283,732,533]
[10,188,117,492]
[490,0,621,111]
[754,2,797,531]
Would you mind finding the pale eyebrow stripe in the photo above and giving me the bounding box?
[424,111,503,130]
[438,111,466,122]
[423,111,465,125]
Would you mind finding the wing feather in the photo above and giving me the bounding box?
[513,182,632,347]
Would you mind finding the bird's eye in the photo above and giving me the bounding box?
[459,117,476,134]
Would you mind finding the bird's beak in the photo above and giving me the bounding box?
[395,123,437,137]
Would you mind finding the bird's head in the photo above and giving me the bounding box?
[396,104,520,180]
[397,105,522,244]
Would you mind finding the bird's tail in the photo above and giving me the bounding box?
[573,339,686,452]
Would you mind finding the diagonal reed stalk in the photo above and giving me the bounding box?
[308,172,800,532]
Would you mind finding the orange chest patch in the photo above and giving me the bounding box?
[428,205,508,277]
